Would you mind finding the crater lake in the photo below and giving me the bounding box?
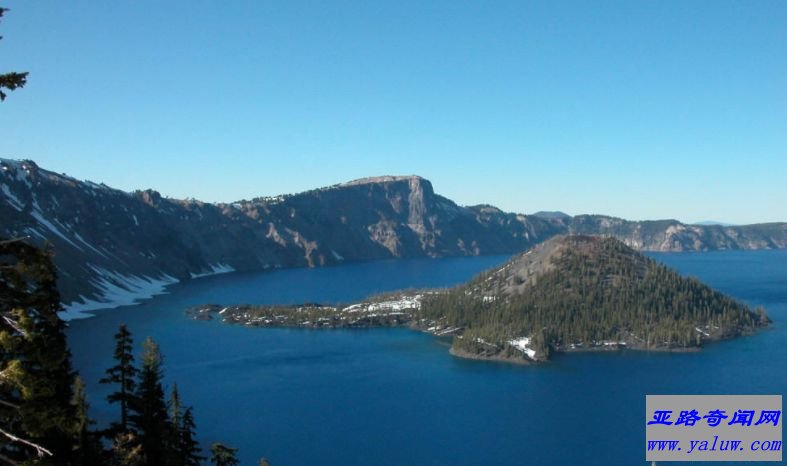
[67,251,787,465]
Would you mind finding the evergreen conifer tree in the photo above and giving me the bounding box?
[100,325,138,435]
[128,337,170,466]
[0,7,28,101]
[0,238,82,465]
[210,443,239,466]
[179,408,204,466]
[168,384,204,466]
[71,376,104,465]
[167,383,182,465]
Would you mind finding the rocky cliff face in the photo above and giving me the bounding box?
[0,159,561,316]
[1,158,784,317]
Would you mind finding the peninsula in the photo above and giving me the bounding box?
[191,235,770,363]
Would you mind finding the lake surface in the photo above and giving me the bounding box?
[67,251,787,465]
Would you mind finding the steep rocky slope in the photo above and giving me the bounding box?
[1,158,784,317]
[0,160,559,315]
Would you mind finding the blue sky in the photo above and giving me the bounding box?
[1,1,785,224]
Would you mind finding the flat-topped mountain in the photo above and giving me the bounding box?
[1,157,785,316]
[419,235,769,361]
[338,175,424,187]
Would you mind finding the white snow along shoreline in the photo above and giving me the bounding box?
[189,263,236,279]
[61,266,180,321]
[62,263,238,320]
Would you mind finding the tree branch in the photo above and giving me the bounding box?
[0,427,53,458]
[0,399,19,409]
[0,315,24,336]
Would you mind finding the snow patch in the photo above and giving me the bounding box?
[344,295,422,313]
[190,263,236,279]
[72,232,110,259]
[694,327,711,337]
[1,183,24,210]
[29,201,83,251]
[25,227,47,240]
[602,341,626,346]
[508,336,537,359]
[61,266,180,320]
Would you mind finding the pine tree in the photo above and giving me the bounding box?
[0,7,28,101]
[71,377,104,466]
[167,383,182,465]
[179,408,204,466]
[169,384,182,438]
[167,384,204,466]
[0,238,82,464]
[210,443,239,466]
[129,337,171,466]
[100,324,139,435]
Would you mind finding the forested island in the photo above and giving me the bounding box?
[191,235,770,364]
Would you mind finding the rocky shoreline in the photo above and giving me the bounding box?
[187,304,756,365]
[448,346,533,365]
[187,291,735,366]
[186,293,426,329]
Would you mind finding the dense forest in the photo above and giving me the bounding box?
[419,236,769,360]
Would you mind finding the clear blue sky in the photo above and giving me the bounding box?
[1,1,785,224]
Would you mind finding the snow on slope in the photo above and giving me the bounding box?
[189,263,236,279]
[61,266,180,320]
[508,336,537,359]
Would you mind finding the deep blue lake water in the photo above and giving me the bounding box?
[67,251,787,466]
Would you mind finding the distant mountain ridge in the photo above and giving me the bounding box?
[530,211,571,221]
[692,221,737,227]
[1,158,785,317]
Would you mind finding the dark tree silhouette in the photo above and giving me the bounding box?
[210,443,239,466]
[0,8,28,101]
[128,338,171,466]
[100,325,139,435]
[0,239,82,464]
